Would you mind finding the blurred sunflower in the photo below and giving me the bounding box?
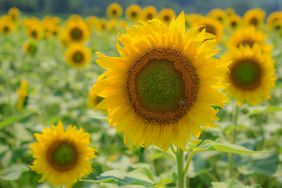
[8,7,20,22]
[208,8,226,23]
[30,122,95,187]
[194,17,223,41]
[229,27,271,53]
[243,8,265,28]
[95,19,108,32]
[23,40,37,56]
[107,2,123,18]
[27,24,43,40]
[141,6,158,21]
[0,17,15,35]
[65,44,91,68]
[267,11,282,28]
[126,4,142,21]
[224,45,276,105]
[64,19,90,43]
[17,80,28,111]
[225,8,236,17]
[227,14,242,29]
[93,13,227,150]
[88,83,104,110]
[158,8,176,24]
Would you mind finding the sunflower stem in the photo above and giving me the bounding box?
[176,148,186,188]
[228,104,239,177]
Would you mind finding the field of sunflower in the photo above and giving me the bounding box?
[0,2,282,188]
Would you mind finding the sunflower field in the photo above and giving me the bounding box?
[0,2,282,188]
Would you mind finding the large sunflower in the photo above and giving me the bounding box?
[126,4,142,21]
[243,8,265,28]
[224,45,276,105]
[93,13,227,150]
[142,6,158,21]
[65,44,91,68]
[158,8,176,24]
[107,3,123,19]
[193,17,223,41]
[30,122,95,187]
[64,19,90,43]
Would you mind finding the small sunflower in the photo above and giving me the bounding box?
[243,8,265,28]
[224,45,276,105]
[27,25,43,40]
[158,8,176,24]
[17,80,28,111]
[88,83,104,110]
[194,17,223,41]
[95,19,108,32]
[64,19,90,43]
[228,27,271,53]
[208,8,226,23]
[126,4,142,21]
[23,40,37,56]
[65,44,91,68]
[93,13,227,150]
[30,122,96,187]
[0,17,14,35]
[141,6,158,21]
[8,7,20,22]
[225,8,236,17]
[107,3,123,18]
[227,14,242,29]
[267,11,282,28]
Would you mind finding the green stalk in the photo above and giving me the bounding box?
[176,148,185,188]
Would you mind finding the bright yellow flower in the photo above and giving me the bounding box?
[141,6,158,21]
[158,8,176,24]
[0,17,15,34]
[107,3,123,18]
[64,19,90,43]
[8,7,20,21]
[93,13,227,150]
[224,45,276,105]
[126,4,142,21]
[65,44,91,68]
[227,14,242,29]
[243,8,265,28]
[30,122,96,187]
[208,8,226,23]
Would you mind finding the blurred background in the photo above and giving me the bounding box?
[0,0,281,17]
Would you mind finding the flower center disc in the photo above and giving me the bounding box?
[237,39,255,48]
[147,13,153,20]
[126,48,199,124]
[31,30,37,38]
[164,15,170,22]
[131,11,137,18]
[70,27,83,40]
[250,17,258,26]
[112,9,117,15]
[72,51,84,64]
[230,59,262,90]
[48,141,77,171]
[3,26,10,33]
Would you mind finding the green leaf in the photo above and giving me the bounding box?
[212,179,261,188]
[0,164,29,181]
[0,111,35,130]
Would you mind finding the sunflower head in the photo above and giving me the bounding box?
[224,45,276,105]
[23,40,38,56]
[65,44,91,68]
[30,122,96,187]
[267,11,282,28]
[126,4,142,21]
[65,19,90,43]
[95,19,108,32]
[243,8,265,28]
[228,14,242,29]
[194,17,223,41]
[93,13,227,150]
[158,8,176,24]
[107,3,123,19]
[141,6,158,21]
[8,7,20,21]
[208,8,226,23]
[0,17,15,34]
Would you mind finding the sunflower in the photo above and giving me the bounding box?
[65,44,91,68]
[0,17,15,35]
[141,6,158,21]
[267,11,282,28]
[158,8,176,24]
[193,17,223,41]
[227,14,242,29]
[243,8,265,28]
[208,8,226,23]
[95,19,108,32]
[23,40,37,56]
[8,7,20,22]
[225,8,236,17]
[93,13,227,150]
[228,27,271,53]
[27,24,43,40]
[88,83,104,110]
[64,19,90,43]
[107,2,123,18]
[224,45,276,105]
[17,80,28,111]
[30,122,95,187]
[126,4,142,21]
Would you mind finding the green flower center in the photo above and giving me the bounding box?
[72,51,84,63]
[48,141,77,171]
[126,48,199,124]
[70,27,83,40]
[230,59,262,90]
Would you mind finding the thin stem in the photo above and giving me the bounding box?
[175,148,185,188]
[229,104,239,177]
[184,150,195,175]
